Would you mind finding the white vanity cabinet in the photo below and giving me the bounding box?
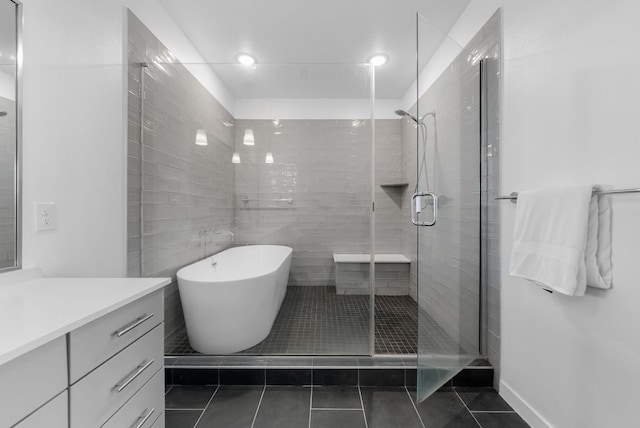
[70,290,165,428]
[68,291,163,383]
[13,392,68,428]
[0,277,169,428]
[0,337,67,427]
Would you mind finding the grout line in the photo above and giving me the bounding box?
[404,386,426,428]
[308,384,313,428]
[312,408,363,411]
[250,385,267,428]
[453,388,483,427]
[192,385,219,428]
[357,385,369,428]
[168,407,211,411]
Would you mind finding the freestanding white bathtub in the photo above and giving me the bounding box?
[177,245,292,354]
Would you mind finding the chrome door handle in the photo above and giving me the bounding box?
[131,408,155,428]
[411,192,437,226]
[115,359,154,393]
[114,313,154,337]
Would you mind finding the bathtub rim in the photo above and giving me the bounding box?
[176,244,293,285]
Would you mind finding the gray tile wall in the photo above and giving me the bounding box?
[0,96,15,269]
[375,120,405,256]
[402,12,501,382]
[127,12,236,337]
[233,119,374,287]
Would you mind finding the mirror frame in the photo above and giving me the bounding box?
[0,0,22,272]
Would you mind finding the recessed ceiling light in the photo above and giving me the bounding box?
[368,54,388,67]
[236,53,256,66]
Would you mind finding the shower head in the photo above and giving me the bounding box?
[394,109,421,124]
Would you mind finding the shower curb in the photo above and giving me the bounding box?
[164,358,493,388]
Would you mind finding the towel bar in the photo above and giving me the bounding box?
[495,187,640,203]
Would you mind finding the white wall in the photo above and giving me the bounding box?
[500,1,640,426]
[19,0,219,277]
[21,0,127,276]
[423,0,640,426]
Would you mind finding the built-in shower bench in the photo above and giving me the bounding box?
[333,253,411,295]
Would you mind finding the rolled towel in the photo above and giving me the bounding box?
[585,193,613,289]
[509,185,612,296]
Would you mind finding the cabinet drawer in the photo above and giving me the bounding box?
[69,291,163,383]
[14,391,68,428]
[0,337,67,428]
[70,325,163,428]
[103,369,164,428]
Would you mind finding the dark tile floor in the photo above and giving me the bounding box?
[166,286,421,355]
[164,384,530,428]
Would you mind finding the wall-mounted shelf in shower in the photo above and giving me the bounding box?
[379,183,409,189]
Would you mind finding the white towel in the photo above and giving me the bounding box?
[509,185,612,296]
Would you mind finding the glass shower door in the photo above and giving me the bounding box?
[415,12,481,402]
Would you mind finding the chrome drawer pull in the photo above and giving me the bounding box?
[114,313,154,337]
[115,359,154,393]
[131,408,155,428]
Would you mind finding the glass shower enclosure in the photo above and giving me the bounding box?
[127,9,499,400]
[413,11,501,401]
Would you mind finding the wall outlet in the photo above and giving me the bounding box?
[35,202,57,231]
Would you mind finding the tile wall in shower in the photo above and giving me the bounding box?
[401,12,501,384]
[234,118,405,288]
[374,119,405,255]
[127,11,235,337]
[400,59,483,357]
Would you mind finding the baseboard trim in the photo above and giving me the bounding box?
[499,380,553,428]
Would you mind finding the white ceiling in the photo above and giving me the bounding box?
[158,0,470,99]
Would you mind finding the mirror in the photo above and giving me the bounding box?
[0,0,20,271]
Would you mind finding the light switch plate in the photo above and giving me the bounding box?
[35,202,57,231]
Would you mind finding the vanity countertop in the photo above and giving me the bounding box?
[0,277,170,366]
